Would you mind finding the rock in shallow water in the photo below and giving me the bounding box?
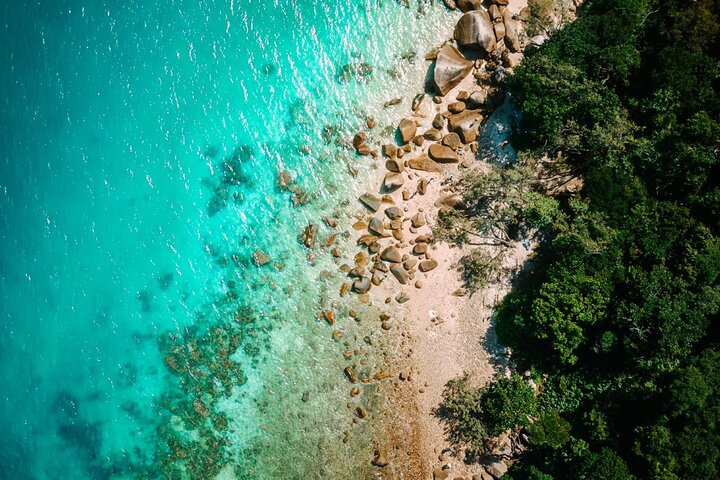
[300,224,318,248]
[252,249,270,266]
[353,276,372,294]
[371,452,389,467]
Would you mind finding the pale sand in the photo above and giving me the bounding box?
[335,2,544,477]
[348,71,532,477]
[349,1,591,475]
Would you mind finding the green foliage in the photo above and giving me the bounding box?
[459,248,504,291]
[438,375,538,453]
[576,448,634,480]
[530,268,612,365]
[509,55,629,156]
[482,375,538,436]
[525,0,556,37]
[492,0,720,478]
[435,160,558,291]
[522,193,560,230]
[445,162,549,244]
[436,375,487,451]
[528,411,571,449]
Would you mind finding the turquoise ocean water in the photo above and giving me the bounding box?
[0,1,457,478]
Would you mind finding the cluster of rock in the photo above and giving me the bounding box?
[276,1,558,476]
[342,189,438,296]
[435,0,531,98]
[337,18,526,300]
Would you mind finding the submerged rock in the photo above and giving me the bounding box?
[252,250,270,266]
[337,61,374,83]
[454,10,497,53]
[344,367,357,383]
[371,452,389,467]
[300,224,318,249]
[433,44,473,96]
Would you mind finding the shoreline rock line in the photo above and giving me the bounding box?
[289,0,570,477]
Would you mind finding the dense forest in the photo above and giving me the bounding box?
[443,0,720,478]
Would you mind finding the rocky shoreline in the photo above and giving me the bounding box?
[300,0,582,478]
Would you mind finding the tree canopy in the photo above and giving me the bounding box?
[452,0,720,478]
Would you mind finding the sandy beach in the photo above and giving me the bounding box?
[330,1,558,476]
[343,52,532,480]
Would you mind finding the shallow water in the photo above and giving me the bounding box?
[0,1,457,478]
